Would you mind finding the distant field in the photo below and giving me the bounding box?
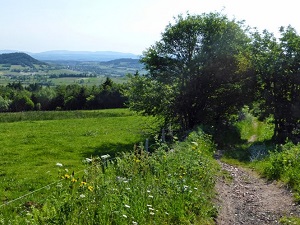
[0,74,129,86]
[0,109,159,201]
[0,58,143,86]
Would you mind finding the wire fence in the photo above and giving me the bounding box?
[0,138,154,209]
[0,159,105,208]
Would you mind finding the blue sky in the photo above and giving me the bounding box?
[0,0,299,54]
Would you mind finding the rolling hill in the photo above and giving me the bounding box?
[0,52,47,67]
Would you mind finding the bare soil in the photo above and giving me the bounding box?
[215,157,300,224]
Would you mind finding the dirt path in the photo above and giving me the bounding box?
[215,159,300,225]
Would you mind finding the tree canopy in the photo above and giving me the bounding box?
[126,12,254,131]
[250,26,300,143]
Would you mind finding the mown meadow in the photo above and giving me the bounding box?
[0,109,219,224]
[0,109,159,202]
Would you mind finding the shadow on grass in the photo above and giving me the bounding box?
[82,142,138,159]
[222,139,276,163]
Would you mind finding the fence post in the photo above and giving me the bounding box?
[145,138,149,152]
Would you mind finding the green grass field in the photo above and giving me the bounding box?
[0,109,159,202]
[0,126,218,224]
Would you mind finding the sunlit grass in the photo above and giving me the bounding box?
[0,128,218,224]
[0,109,159,201]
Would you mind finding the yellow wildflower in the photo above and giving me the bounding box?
[88,186,94,191]
[80,181,87,186]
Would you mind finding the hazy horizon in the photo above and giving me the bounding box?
[1,0,299,55]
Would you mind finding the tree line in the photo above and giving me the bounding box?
[124,12,300,144]
[0,77,126,112]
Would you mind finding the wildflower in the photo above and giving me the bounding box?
[194,187,198,190]
[125,204,130,208]
[101,154,110,160]
[79,194,85,198]
[80,181,87,186]
[147,204,152,207]
[117,176,128,183]
[125,187,130,190]
[71,178,77,183]
[88,186,94,191]
[132,221,138,225]
[64,174,70,179]
[191,141,198,146]
[150,212,155,215]
[56,162,63,167]
[148,195,153,198]
[147,190,151,193]
[85,158,92,163]
[148,207,154,211]
[123,214,128,218]
[165,212,169,215]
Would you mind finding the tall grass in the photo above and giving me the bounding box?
[257,143,300,202]
[0,128,219,224]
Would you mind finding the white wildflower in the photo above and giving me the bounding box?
[165,212,169,215]
[101,154,110,160]
[194,187,198,190]
[79,194,85,198]
[56,162,63,167]
[147,204,152,207]
[125,204,130,208]
[191,141,198,146]
[85,158,92,163]
[148,195,153,198]
[147,190,151,193]
[150,212,155,215]
[117,176,128,182]
[123,214,127,218]
[132,221,138,225]
[125,187,130,190]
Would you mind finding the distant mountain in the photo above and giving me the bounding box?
[29,50,140,61]
[0,50,140,62]
[0,52,47,67]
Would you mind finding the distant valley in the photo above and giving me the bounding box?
[0,51,145,86]
[0,50,140,61]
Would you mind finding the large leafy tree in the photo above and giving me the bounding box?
[126,13,253,130]
[251,26,300,143]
